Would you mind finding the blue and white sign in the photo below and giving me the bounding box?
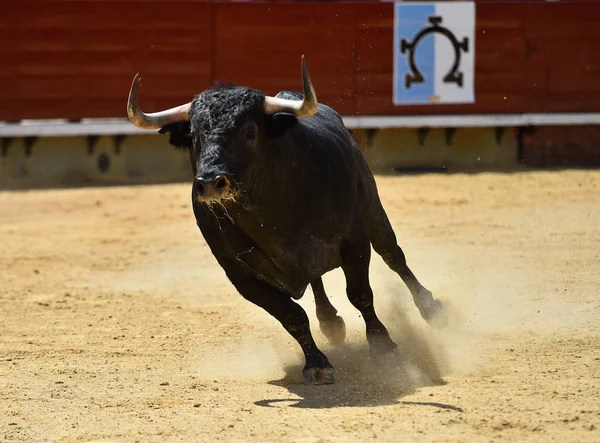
[393,1,475,105]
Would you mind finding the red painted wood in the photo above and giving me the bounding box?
[213,2,356,115]
[2,0,212,121]
[1,0,599,121]
[524,1,600,113]
[0,3,19,119]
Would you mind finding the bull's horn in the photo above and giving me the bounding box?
[263,55,318,118]
[127,73,191,130]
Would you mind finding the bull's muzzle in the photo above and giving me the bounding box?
[194,174,232,202]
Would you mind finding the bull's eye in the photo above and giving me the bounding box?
[246,127,256,141]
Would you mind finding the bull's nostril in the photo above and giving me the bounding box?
[215,176,228,190]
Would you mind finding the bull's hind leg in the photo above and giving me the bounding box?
[341,228,398,355]
[356,155,448,329]
[221,261,334,385]
[369,223,447,329]
[311,278,346,345]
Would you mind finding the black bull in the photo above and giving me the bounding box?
[127,57,448,385]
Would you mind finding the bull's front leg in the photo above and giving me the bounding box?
[220,260,335,385]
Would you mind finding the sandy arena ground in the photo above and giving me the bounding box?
[1,169,599,443]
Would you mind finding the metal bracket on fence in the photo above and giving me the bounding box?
[366,128,378,148]
[417,127,430,146]
[87,135,100,155]
[1,138,13,157]
[114,135,126,155]
[445,127,457,146]
[495,127,506,145]
[24,137,37,157]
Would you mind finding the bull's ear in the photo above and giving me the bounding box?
[159,121,192,150]
[264,90,301,137]
[264,113,298,138]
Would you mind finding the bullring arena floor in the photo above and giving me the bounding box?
[1,170,599,442]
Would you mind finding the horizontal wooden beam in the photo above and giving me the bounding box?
[3,113,600,138]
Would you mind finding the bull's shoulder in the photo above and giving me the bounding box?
[268,91,348,143]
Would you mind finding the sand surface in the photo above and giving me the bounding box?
[1,170,599,442]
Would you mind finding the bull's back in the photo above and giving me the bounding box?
[276,96,363,234]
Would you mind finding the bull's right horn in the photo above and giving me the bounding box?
[263,55,318,118]
[127,74,191,130]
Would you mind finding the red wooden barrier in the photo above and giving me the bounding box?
[1,0,599,122]
[524,3,600,113]
[1,0,213,121]
[213,2,356,115]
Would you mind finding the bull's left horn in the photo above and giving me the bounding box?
[127,73,191,130]
[263,55,318,118]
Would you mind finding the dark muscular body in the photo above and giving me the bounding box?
[127,58,447,384]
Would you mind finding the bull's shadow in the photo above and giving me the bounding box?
[254,341,448,409]
[254,281,455,409]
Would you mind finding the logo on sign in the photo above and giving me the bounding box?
[393,2,475,105]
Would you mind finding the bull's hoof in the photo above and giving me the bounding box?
[368,333,399,358]
[302,366,335,385]
[319,315,346,345]
[416,292,449,329]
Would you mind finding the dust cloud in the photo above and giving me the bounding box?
[106,225,596,401]
[185,261,452,401]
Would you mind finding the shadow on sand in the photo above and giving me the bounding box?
[254,342,451,409]
[254,276,465,410]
